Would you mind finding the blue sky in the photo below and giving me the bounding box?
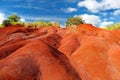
[0,0,120,27]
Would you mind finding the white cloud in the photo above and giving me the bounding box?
[61,7,77,13]
[64,0,79,3]
[113,10,120,16]
[74,14,101,25]
[103,0,120,9]
[101,12,107,16]
[103,18,108,21]
[78,0,120,13]
[74,14,114,28]
[14,5,45,11]
[110,17,115,20]
[20,18,26,22]
[100,21,114,28]
[60,24,65,28]
[78,0,102,13]
[0,13,5,24]
[22,16,66,22]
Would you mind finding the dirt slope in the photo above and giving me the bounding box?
[0,24,120,80]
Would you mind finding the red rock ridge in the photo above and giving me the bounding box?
[0,24,120,80]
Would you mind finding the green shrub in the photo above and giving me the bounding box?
[0,24,4,28]
[24,21,59,28]
[2,20,11,26]
[66,17,84,27]
[105,22,120,30]
[8,14,20,22]
[2,14,22,27]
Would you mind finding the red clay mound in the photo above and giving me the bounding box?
[0,24,120,80]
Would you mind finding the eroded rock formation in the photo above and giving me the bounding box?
[0,24,120,80]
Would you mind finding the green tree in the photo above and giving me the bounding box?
[33,21,45,28]
[2,20,11,26]
[24,22,35,28]
[33,21,52,28]
[51,22,60,27]
[2,14,22,27]
[66,17,84,27]
[45,22,52,26]
[8,14,20,22]
[105,22,120,30]
[0,24,4,28]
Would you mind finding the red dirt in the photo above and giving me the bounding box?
[0,24,120,80]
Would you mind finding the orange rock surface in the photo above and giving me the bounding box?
[0,24,120,80]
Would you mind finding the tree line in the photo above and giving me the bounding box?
[0,14,61,28]
[0,14,120,30]
[0,14,85,28]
